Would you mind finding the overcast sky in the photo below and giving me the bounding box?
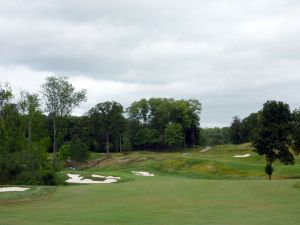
[0,0,300,127]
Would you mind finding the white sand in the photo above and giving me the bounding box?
[92,175,121,180]
[234,154,251,158]
[200,146,212,153]
[66,174,119,184]
[106,176,121,180]
[0,187,30,192]
[132,171,155,176]
[91,174,106,179]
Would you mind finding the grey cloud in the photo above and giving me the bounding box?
[0,0,300,126]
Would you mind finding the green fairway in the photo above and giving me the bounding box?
[1,177,300,225]
[1,144,300,225]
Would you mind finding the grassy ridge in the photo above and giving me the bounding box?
[86,143,300,180]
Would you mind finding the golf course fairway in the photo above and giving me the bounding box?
[1,175,300,225]
[1,144,300,225]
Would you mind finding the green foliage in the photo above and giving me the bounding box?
[41,76,87,117]
[134,128,160,149]
[122,136,132,151]
[229,113,258,144]
[58,143,70,160]
[240,113,258,142]
[253,100,294,179]
[0,85,56,185]
[40,170,57,185]
[199,127,230,145]
[88,101,125,154]
[0,83,13,111]
[68,139,90,162]
[292,109,300,154]
[164,123,184,148]
[41,76,87,170]
[58,139,90,163]
[230,116,243,144]
[127,98,201,150]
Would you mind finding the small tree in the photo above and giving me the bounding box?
[41,76,87,170]
[253,101,294,180]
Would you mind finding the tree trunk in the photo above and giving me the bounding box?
[115,138,118,153]
[265,161,273,180]
[269,162,272,180]
[119,134,122,152]
[52,118,57,171]
[28,120,32,147]
[106,133,110,156]
[192,128,195,148]
[183,132,187,151]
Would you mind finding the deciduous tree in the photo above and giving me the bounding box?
[41,76,87,170]
[253,101,294,179]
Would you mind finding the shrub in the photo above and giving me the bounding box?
[58,143,71,160]
[40,170,56,185]
[69,139,90,163]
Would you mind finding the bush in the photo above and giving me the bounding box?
[40,170,56,185]
[58,143,71,160]
[69,139,90,163]
[58,139,90,163]
[14,169,57,185]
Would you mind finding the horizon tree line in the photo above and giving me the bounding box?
[1,75,300,183]
[0,76,202,185]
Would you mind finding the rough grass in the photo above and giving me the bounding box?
[88,143,300,180]
[293,182,300,189]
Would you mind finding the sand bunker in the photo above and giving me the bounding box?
[92,174,121,180]
[0,187,30,192]
[132,171,155,176]
[66,174,120,184]
[234,154,251,158]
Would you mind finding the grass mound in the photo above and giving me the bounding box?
[150,158,263,179]
[0,186,56,204]
[81,143,300,180]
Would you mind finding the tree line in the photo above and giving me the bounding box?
[1,76,299,182]
[0,76,202,184]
